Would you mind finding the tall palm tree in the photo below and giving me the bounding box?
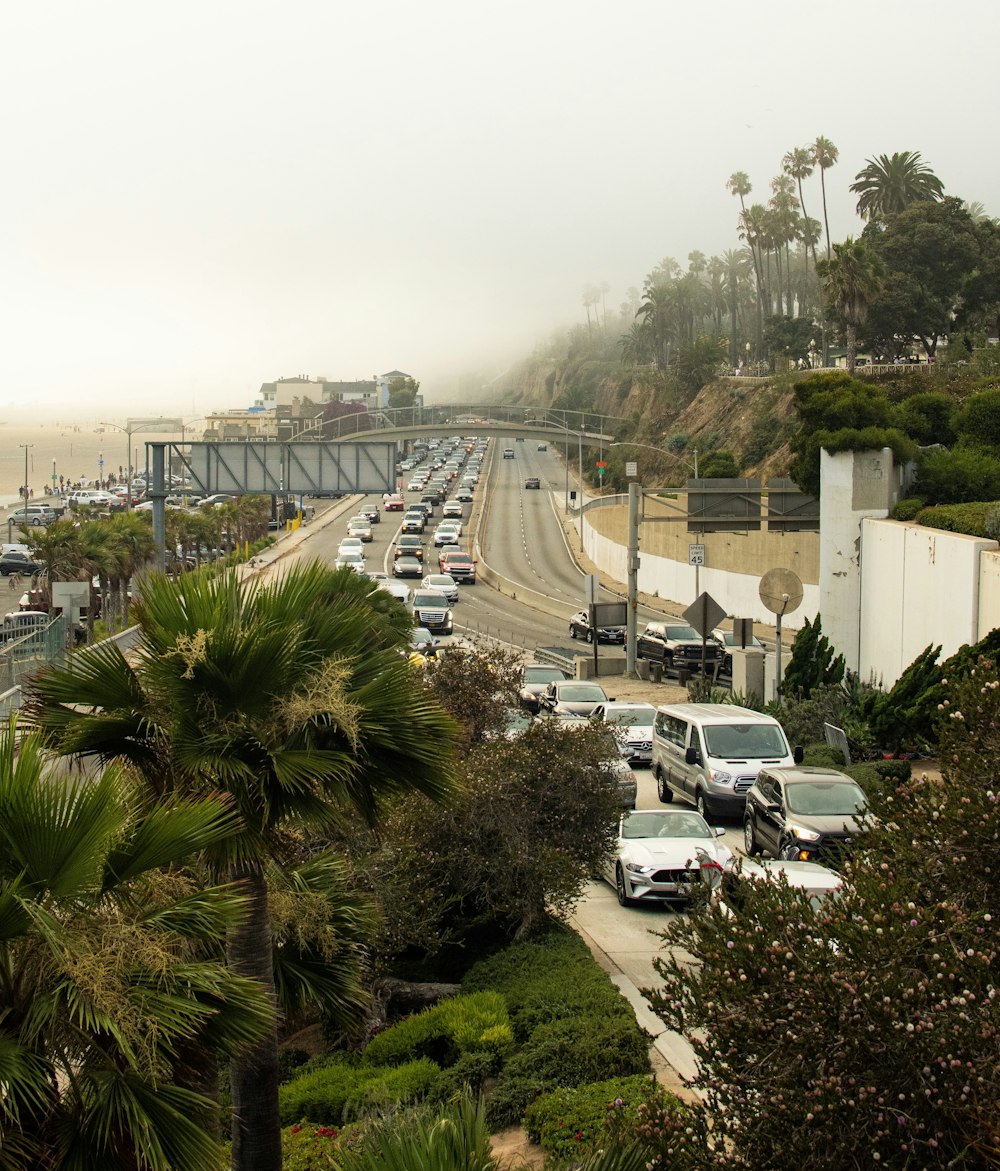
[811,136,839,261]
[0,725,270,1171]
[783,146,817,266]
[816,237,886,374]
[849,150,945,222]
[24,561,459,1171]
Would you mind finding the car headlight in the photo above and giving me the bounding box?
[625,862,655,875]
[787,823,821,842]
[710,769,733,785]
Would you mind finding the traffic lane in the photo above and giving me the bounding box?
[633,762,745,856]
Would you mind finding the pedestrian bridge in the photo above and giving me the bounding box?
[301,404,624,446]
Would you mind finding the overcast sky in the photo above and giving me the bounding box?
[2,0,995,420]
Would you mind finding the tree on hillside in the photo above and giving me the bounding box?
[816,236,885,373]
[811,136,839,262]
[850,150,945,222]
[24,562,459,1171]
[388,376,420,409]
[783,146,817,266]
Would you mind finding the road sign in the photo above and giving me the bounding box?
[688,543,706,566]
[625,461,637,477]
[584,573,598,604]
[596,461,607,468]
[684,592,726,638]
[597,467,605,478]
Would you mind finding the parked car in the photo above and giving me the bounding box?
[593,701,656,767]
[634,620,721,675]
[713,626,765,674]
[421,573,459,604]
[538,680,610,717]
[743,766,867,862]
[524,477,541,490]
[0,551,40,577]
[603,808,733,907]
[393,555,424,579]
[411,589,454,635]
[569,609,625,645]
[519,663,570,713]
[651,703,803,819]
[14,505,57,527]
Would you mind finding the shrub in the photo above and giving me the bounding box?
[782,615,845,699]
[486,1016,650,1129]
[361,991,512,1069]
[914,447,1000,505]
[764,683,847,748]
[281,1121,350,1171]
[892,391,957,446]
[524,1075,661,1161]
[278,1057,441,1126]
[801,743,846,768]
[913,500,1000,538]
[956,386,1000,448]
[891,496,925,521]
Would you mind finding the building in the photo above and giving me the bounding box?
[203,407,277,441]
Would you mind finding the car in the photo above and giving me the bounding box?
[406,479,425,491]
[360,503,381,524]
[0,551,40,576]
[411,588,454,635]
[409,502,433,520]
[334,551,367,574]
[439,552,476,583]
[519,663,571,714]
[347,517,373,541]
[719,856,842,915]
[569,609,625,645]
[442,500,463,519]
[433,525,461,547]
[524,477,541,490]
[603,808,733,907]
[743,766,867,862]
[337,537,366,559]
[420,573,459,604]
[401,512,426,534]
[393,555,424,579]
[538,680,610,717]
[537,443,548,452]
[409,626,440,658]
[634,620,721,675]
[455,489,474,503]
[593,701,656,767]
[15,505,58,527]
[420,492,441,509]
[394,535,425,560]
[384,495,405,512]
[712,626,765,674]
[503,448,515,459]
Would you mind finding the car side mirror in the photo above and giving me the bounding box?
[793,744,804,764]
[607,696,616,702]
[685,746,699,765]
[767,801,782,814]
[714,826,726,837]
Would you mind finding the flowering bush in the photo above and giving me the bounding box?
[645,659,1000,1169]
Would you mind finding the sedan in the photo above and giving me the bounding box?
[421,573,459,604]
[455,489,474,503]
[604,808,733,907]
[713,626,765,674]
[538,680,610,717]
[519,663,570,714]
[361,504,381,524]
[337,537,366,560]
[334,551,367,574]
[524,477,541,490]
[0,551,40,576]
[568,609,625,645]
[346,517,373,541]
[393,555,424,579]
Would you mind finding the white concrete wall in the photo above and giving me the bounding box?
[859,519,997,685]
[584,519,819,629]
[979,550,1000,638]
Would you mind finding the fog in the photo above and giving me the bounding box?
[1,0,995,419]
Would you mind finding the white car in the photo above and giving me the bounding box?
[442,500,464,519]
[347,517,373,541]
[334,551,367,574]
[433,525,461,547]
[604,808,733,908]
[592,701,656,767]
[421,573,459,604]
[337,537,366,559]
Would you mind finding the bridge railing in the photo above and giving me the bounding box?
[303,404,627,441]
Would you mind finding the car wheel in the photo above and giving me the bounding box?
[743,816,761,857]
[695,790,710,819]
[570,626,577,639]
[779,840,801,861]
[586,629,594,644]
[31,518,41,526]
[615,864,634,907]
[655,767,673,804]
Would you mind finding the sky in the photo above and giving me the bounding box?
[1,0,996,421]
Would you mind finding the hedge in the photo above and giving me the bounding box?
[914,501,1000,539]
[278,1056,441,1126]
[362,990,513,1069]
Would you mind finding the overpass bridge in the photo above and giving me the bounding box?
[294,403,625,446]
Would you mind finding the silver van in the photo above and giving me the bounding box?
[651,703,802,819]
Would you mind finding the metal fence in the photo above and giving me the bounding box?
[0,615,67,695]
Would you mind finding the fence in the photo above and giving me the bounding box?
[0,615,67,695]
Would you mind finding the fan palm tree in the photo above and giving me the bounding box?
[850,150,945,222]
[816,237,886,374]
[811,136,838,261]
[0,725,270,1171]
[24,561,460,1171]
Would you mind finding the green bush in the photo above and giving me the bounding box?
[362,991,512,1069]
[893,390,957,446]
[801,743,846,768]
[914,448,1000,506]
[891,496,925,521]
[524,1075,662,1162]
[281,1121,350,1171]
[462,925,631,1042]
[486,1016,650,1129]
[913,500,1000,538]
[278,1056,441,1126]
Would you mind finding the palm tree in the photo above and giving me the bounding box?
[811,136,839,261]
[24,561,459,1171]
[849,150,945,222]
[816,237,886,374]
[783,146,817,266]
[0,725,270,1171]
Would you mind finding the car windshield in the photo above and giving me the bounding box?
[411,627,433,644]
[523,667,564,684]
[605,709,654,727]
[785,781,867,817]
[665,625,701,640]
[622,811,711,840]
[704,723,790,759]
[558,685,605,701]
[413,593,447,608]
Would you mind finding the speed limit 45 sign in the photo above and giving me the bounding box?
[688,543,706,566]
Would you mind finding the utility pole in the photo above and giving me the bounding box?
[19,445,33,528]
[577,433,584,552]
[626,480,640,675]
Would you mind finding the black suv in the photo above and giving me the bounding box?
[634,621,720,674]
[743,766,867,862]
[0,551,40,577]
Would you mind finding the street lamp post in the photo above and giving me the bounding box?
[19,444,32,530]
[99,418,184,510]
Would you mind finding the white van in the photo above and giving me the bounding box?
[651,703,802,819]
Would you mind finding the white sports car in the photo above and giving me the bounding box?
[604,808,733,907]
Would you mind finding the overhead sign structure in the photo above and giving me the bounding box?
[176,441,396,497]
